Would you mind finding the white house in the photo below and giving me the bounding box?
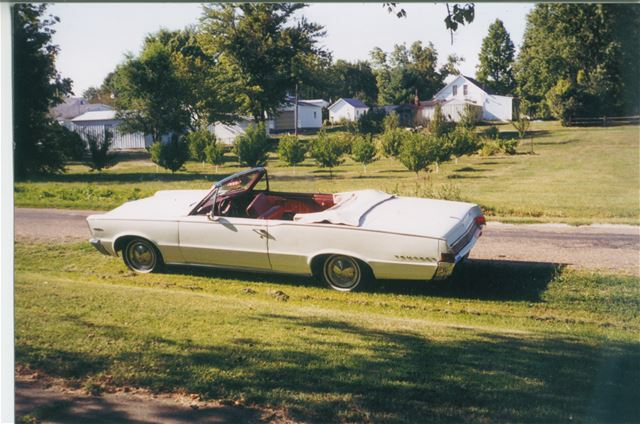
[421,75,514,122]
[209,118,252,146]
[328,98,369,123]
[267,99,324,132]
[70,110,151,150]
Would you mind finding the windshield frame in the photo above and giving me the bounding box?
[188,167,268,216]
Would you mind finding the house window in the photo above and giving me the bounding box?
[463,85,468,95]
[314,111,317,119]
[452,85,458,96]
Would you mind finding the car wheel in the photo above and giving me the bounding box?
[123,238,162,273]
[321,254,367,292]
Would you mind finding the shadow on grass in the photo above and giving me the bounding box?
[376,259,562,302]
[16,312,640,423]
[165,258,562,303]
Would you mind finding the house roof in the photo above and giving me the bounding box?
[50,97,113,121]
[461,75,496,95]
[328,98,369,110]
[71,110,118,122]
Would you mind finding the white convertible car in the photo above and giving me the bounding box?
[87,167,485,291]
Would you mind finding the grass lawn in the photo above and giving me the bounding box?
[15,241,640,423]
[14,121,640,224]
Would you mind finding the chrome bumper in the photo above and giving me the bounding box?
[433,261,455,280]
[90,238,112,256]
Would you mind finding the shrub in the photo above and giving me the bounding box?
[309,129,346,177]
[512,114,533,153]
[205,140,226,172]
[479,139,501,156]
[497,138,518,155]
[428,104,454,137]
[277,135,306,167]
[357,108,387,134]
[233,123,270,167]
[351,134,377,173]
[149,134,190,173]
[186,129,214,164]
[398,132,438,176]
[448,125,480,160]
[458,104,480,129]
[379,128,405,158]
[57,125,86,161]
[85,128,115,171]
[480,125,500,140]
[383,113,400,132]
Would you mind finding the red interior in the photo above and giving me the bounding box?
[246,192,334,220]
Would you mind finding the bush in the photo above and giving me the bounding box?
[149,134,190,173]
[379,128,405,158]
[383,113,400,132]
[309,129,346,177]
[459,104,480,130]
[479,139,501,156]
[85,128,115,171]
[277,135,306,167]
[186,129,214,163]
[497,138,518,155]
[480,125,500,140]
[357,107,387,134]
[205,140,226,171]
[448,125,480,159]
[233,123,270,167]
[351,134,377,173]
[428,104,454,137]
[57,125,86,161]
[398,132,437,176]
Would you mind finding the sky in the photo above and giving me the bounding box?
[49,2,534,96]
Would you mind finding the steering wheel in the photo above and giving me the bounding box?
[218,198,233,216]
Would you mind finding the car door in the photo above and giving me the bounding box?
[178,215,271,271]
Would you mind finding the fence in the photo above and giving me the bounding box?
[70,123,152,150]
[567,115,640,127]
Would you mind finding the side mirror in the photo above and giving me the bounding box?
[207,211,219,222]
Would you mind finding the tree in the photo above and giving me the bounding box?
[149,135,190,173]
[515,4,640,120]
[278,135,306,169]
[398,132,434,176]
[383,3,475,43]
[186,128,217,168]
[233,123,270,167]
[379,125,405,158]
[13,3,73,179]
[206,140,226,173]
[309,129,346,178]
[448,125,479,162]
[512,113,532,153]
[428,104,453,137]
[370,41,454,105]
[85,128,115,171]
[351,135,378,174]
[111,33,191,142]
[199,4,328,122]
[357,108,387,134]
[458,104,479,129]
[475,19,516,94]
[320,60,378,106]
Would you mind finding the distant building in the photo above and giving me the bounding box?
[267,98,324,133]
[49,97,113,126]
[328,98,369,123]
[419,75,514,122]
[70,110,151,150]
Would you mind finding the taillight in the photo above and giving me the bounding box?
[474,215,486,227]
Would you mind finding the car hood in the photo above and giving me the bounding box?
[91,189,209,220]
[359,196,480,239]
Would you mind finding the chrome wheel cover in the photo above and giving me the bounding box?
[126,240,156,272]
[324,255,361,291]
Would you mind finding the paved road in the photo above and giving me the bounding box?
[14,207,640,275]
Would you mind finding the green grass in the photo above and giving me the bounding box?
[15,241,640,423]
[14,122,640,224]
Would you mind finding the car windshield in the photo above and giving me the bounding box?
[217,170,262,195]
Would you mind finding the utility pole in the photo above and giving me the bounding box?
[294,81,299,137]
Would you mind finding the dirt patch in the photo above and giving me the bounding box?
[15,367,291,424]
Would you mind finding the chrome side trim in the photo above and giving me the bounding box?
[89,239,113,256]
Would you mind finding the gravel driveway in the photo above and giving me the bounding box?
[14,207,640,275]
